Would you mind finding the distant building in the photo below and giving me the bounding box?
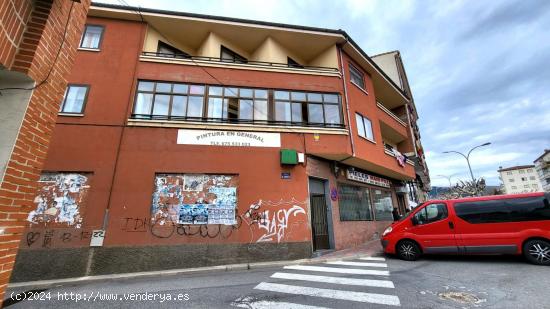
[498,165,543,194]
[534,149,550,192]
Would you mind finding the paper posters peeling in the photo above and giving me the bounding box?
[152,174,238,225]
[27,173,91,228]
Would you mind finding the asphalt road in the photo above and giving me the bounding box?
[4,253,549,308]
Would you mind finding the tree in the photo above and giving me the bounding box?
[437,178,486,199]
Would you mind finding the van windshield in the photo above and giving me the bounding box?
[399,202,425,221]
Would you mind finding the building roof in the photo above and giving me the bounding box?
[498,165,536,172]
[533,149,550,163]
[89,2,411,102]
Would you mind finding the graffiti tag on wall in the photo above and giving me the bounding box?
[243,198,307,243]
[152,174,238,226]
[27,173,90,228]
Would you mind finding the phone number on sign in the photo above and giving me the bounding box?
[10,291,190,303]
[210,141,251,146]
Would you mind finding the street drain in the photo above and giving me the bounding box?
[438,291,480,304]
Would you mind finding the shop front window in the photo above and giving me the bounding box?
[338,184,373,221]
[372,189,394,221]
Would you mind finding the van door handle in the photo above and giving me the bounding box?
[448,221,454,230]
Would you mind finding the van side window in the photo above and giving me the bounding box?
[454,196,550,224]
[414,203,448,225]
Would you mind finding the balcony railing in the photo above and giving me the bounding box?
[376,102,407,127]
[130,114,346,129]
[141,52,340,73]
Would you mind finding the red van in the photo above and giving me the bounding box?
[381,192,550,265]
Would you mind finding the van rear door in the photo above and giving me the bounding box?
[408,202,459,254]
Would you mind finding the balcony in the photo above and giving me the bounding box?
[140,52,340,76]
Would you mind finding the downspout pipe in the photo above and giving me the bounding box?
[337,43,355,158]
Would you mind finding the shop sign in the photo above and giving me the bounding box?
[177,129,280,148]
[346,169,391,188]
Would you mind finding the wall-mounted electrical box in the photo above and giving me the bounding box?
[280,149,298,165]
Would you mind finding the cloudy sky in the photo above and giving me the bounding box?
[98,0,550,186]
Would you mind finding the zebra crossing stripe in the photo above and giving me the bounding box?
[283,265,389,276]
[325,261,388,268]
[359,256,386,261]
[232,299,330,309]
[271,272,395,288]
[254,282,401,306]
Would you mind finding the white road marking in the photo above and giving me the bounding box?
[254,282,401,306]
[325,261,388,268]
[359,256,386,261]
[271,272,395,288]
[283,265,390,276]
[232,298,329,309]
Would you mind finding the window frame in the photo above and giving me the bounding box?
[79,24,105,50]
[131,80,343,128]
[220,45,248,63]
[132,80,206,120]
[349,63,366,91]
[157,41,190,58]
[337,183,374,221]
[412,203,448,225]
[287,57,303,68]
[59,84,90,115]
[355,113,374,142]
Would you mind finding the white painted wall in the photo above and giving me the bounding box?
[499,166,543,194]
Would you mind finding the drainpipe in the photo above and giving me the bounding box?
[337,44,355,158]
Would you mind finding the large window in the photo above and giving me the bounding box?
[274,91,341,126]
[349,64,365,90]
[133,81,205,119]
[59,85,89,114]
[338,184,373,221]
[454,195,550,224]
[372,189,394,221]
[356,113,374,141]
[221,46,247,63]
[207,87,268,122]
[80,25,104,49]
[132,80,343,128]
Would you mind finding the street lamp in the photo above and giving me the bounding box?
[443,142,491,182]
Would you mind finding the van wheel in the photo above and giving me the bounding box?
[523,239,550,266]
[397,240,421,261]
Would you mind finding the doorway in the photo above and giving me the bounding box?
[309,178,331,251]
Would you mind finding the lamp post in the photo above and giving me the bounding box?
[443,142,491,182]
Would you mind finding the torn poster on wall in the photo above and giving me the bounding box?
[27,173,91,228]
[152,174,238,225]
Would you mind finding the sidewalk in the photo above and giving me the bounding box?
[8,240,384,290]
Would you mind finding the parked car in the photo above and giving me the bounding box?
[381,192,550,265]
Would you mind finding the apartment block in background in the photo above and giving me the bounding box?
[11,3,431,282]
[498,165,543,194]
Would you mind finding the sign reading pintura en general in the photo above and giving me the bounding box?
[346,169,391,188]
[177,129,281,148]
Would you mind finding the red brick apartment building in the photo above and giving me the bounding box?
[9,3,431,282]
[0,0,90,301]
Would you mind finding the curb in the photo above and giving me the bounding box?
[7,241,383,290]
